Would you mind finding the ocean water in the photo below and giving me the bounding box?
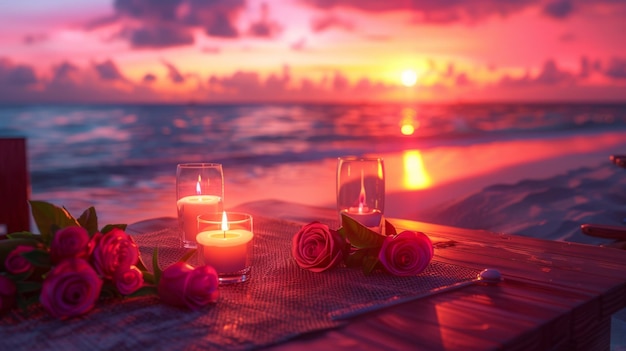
[1,103,626,225]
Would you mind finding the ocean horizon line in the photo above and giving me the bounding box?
[1,100,626,107]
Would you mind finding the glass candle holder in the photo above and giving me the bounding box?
[196,212,254,284]
[337,156,385,228]
[176,163,224,248]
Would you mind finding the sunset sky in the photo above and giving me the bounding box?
[1,0,625,103]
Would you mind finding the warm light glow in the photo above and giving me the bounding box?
[401,69,418,87]
[221,211,229,231]
[403,150,432,190]
[196,175,202,194]
[401,124,415,135]
[358,170,366,213]
[401,107,418,135]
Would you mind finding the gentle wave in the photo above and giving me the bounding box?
[1,103,625,192]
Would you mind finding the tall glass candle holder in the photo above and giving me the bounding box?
[176,163,224,248]
[197,212,254,284]
[337,156,385,228]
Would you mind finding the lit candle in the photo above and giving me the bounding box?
[177,194,221,244]
[343,207,382,228]
[196,212,254,275]
[343,170,382,227]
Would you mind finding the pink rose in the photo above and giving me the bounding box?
[5,245,36,274]
[378,231,433,276]
[157,262,219,310]
[0,275,17,315]
[114,265,143,295]
[50,226,93,264]
[92,228,139,279]
[291,221,345,272]
[40,258,102,319]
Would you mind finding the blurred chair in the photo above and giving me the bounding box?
[0,137,30,236]
[580,155,626,248]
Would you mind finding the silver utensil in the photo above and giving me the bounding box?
[329,268,503,320]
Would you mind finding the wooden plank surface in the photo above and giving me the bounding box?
[131,207,626,351]
[265,216,626,350]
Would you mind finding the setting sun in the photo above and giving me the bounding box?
[401,124,415,135]
[401,70,418,87]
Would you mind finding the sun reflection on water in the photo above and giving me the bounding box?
[402,150,432,190]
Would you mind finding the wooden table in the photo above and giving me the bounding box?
[227,201,626,351]
[116,200,626,351]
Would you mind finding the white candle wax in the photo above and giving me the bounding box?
[343,207,382,227]
[197,229,254,274]
[177,195,221,243]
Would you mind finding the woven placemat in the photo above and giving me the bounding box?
[0,217,479,350]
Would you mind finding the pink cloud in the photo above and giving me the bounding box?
[497,59,581,88]
[23,33,48,45]
[202,46,221,54]
[90,0,289,49]
[142,73,157,84]
[161,60,185,84]
[455,73,471,86]
[311,14,354,32]
[290,37,307,51]
[119,25,194,48]
[93,59,126,81]
[535,59,576,85]
[0,57,158,103]
[605,58,626,80]
[51,61,80,84]
[248,3,282,38]
[332,71,349,90]
[300,0,626,24]
[543,0,573,19]
[300,0,536,23]
[0,55,625,104]
[0,58,38,87]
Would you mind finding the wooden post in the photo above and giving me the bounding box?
[0,138,30,235]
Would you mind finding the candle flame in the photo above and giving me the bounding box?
[358,170,366,213]
[196,175,202,194]
[221,211,229,232]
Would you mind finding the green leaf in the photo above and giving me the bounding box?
[142,272,155,285]
[152,248,162,285]
[17,293,40,311]
[101,224,128,234]
[16,281,42,294]
[29,201,79,243]
[384,219,397,237]
[6,232,37,240]
[362,254,380,275]
[78,207,98,236]
[21,249,51,268]
[7,270,34,282]
[179,249,197,263]
[126,285,158,298]
[341,213,385,249]
[99,281,121,299]
[337,227,347,241]
[136,253,150,273]
[344,249,368,268]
